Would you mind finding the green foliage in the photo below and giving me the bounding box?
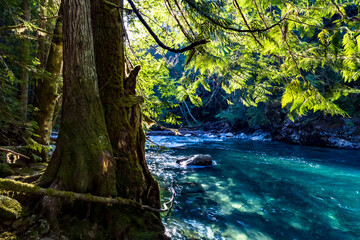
[2,0,360,136]
[124,0,360,125]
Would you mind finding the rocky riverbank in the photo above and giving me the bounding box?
[149,116,360,150]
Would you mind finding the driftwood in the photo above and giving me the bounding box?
[0,147,30,159]
[0,178,175,213]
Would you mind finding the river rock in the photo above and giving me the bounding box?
[177,182,205,194]
[176,154,212,166]
[225,132,234,137]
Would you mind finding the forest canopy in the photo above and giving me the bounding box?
[0,0,359,151]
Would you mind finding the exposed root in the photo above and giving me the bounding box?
[0,178,175,213]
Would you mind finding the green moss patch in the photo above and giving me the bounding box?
[0,195,24,220]
[0,164,15,177]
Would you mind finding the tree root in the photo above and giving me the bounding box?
[0,178,175,213]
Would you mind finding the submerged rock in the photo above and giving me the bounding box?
[176,154,212,166]
[177,182,205,194]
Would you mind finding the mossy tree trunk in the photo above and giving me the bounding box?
[34,15,63,161]
[40,0,165,238]
[42,0,117,196]
[18,0,31,119]
[91,0,160,207]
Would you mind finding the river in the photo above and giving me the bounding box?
[146,135,360,240]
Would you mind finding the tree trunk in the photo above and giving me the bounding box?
[18,0,31,119]
[40,0,166,238]
[42,0,116,196]
[34,14,63,161]
[91,0,160,207]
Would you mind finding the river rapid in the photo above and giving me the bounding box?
[146,135,360,240]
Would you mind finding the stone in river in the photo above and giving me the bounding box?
[176,154,212,166]
[225,132,234,137]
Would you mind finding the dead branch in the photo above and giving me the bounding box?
[0,147,30,159]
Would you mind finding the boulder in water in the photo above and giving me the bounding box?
[176,154,212,166]
[225,132,234,137]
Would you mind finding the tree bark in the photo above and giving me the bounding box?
[34,14,63,161]
[91,0,160,207]
[18,0,31,119]
[42,0,116,197]
[39,0,166,238]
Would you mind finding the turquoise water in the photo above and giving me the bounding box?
[146,136,360,240]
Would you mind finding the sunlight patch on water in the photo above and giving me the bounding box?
[147,137,360,239]
[223,225,274,240]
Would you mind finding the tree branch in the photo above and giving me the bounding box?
[165,0,193,42]
[183,0,288,33]
[233,0,263,47]
[0,147,30,159]
[330,0,346,19]
[126,0,209,53]
[253,0,269,28]
[173,0,197,38]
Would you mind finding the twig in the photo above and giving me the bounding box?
[165,0,193,42]
[330,0,346,19]
[0,147,30,159]
[233,0,263,47]
[0,55,15,80]
[278,24,306,82]
[183,101,199,125]
[174,0,196,38]
[253,0,268,28]
[142,185,175,212]
[184,0,288,33]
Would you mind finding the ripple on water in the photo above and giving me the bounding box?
[147,136,360,240]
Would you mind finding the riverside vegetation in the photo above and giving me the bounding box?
[0,0,360,239]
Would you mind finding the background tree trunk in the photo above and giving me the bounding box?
[34,15,63,161]
[18,0,31,119]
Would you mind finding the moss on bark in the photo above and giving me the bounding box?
[33,15,63,161]
[91,0,161,208]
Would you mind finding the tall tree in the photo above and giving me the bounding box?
[18,0,31,119]
[40,0,166,238]
[91,0,160,205]
[33,14,63,161]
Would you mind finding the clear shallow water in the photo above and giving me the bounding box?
[146,136,360,240]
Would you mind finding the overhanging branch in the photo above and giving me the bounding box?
[126,0,209,53]
[184,0,288,33]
